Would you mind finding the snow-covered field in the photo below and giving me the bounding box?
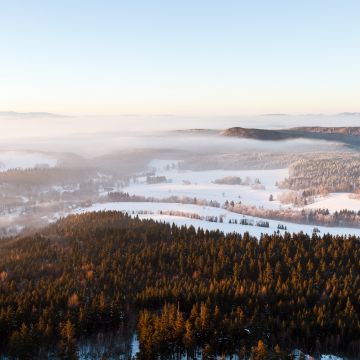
[74,202,360,238]
[125,161,288,210]
[74,159,360,237]
[0,151,57,171]
[123,159,360,214]
[304,192,360,212]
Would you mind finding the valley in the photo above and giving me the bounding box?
[1,123,360,359]
[2,131,360,239]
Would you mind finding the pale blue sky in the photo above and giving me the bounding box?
[0,0,359,115]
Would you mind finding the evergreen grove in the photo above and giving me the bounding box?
[0,212,359,358]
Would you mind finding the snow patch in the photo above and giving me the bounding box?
[304,193,360,213]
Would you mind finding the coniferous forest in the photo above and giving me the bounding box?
[0,212,359,359]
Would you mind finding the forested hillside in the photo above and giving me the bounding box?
[222,126,360,146]
[0,212,359,358]
[281,156,360,193]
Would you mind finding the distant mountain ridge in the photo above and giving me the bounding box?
[290,126,360,135]
[222,126,360,145]
[223,127,292,140]
[0,111,64,117]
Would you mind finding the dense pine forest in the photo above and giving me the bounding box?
[0,212,359,359]
[281,156,360,193]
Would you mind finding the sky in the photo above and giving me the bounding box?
[0,0,359,116]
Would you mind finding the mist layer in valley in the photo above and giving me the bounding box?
[1,112,360,237]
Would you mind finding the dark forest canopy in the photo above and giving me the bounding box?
[0,212,359,359]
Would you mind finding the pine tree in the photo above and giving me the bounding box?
[58,320,78,360]
[251,340,268,360]
[183,320,195,357]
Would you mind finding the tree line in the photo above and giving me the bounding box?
[226,201,360,228]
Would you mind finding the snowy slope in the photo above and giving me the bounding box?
[75,202,360,238]
[304,193,360,212]
[125,167,288,210]
[125,160,360,214]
